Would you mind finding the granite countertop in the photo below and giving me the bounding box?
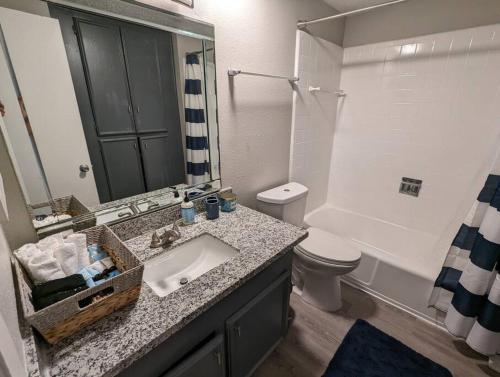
[27,205,307,377]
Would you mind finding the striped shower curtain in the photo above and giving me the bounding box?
[430,173,500,364]
[185,53,210,185]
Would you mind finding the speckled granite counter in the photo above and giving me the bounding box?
[25,205,307,377]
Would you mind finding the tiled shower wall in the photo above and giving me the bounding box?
[328,24,500,237]
[290,31,343,212]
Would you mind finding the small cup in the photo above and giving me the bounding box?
[220,192,237,212]
[205,196,219,220]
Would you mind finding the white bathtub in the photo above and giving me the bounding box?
[305,204,448,323]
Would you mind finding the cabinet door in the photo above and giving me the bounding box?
[226,272,290,377]
[140,135,185,191]
[121,25,181,134]
[100,137,145,200]
[162,335,225,377]
[76,19,135,136]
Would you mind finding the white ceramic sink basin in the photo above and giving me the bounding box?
[143,233,239,297]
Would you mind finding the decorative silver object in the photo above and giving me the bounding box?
[150,220,181,248]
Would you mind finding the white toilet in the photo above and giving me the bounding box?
[256,182,361,312]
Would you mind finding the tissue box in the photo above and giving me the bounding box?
[13,225,143,344]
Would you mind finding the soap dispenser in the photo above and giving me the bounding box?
[181,192,195,225]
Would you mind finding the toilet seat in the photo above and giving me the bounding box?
[296,227,361,266]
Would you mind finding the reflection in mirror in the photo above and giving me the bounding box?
[0,5,220,234]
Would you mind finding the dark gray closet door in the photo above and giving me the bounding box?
[121,26,180,134]
[140,135,185,191]
[226,273,290,377]
[76,20,135,136]
[100,137,145,200]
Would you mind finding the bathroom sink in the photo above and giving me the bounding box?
[143,233,239,297]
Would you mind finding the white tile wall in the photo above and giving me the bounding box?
[329,24,500,237]
[290,31,343,212]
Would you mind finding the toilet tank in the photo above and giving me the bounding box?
[256,182,308,227]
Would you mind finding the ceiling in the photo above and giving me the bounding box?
[323,0,400,12]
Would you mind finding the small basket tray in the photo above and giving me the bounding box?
[14,225,143,344]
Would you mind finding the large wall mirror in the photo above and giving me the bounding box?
[0,2,220,236]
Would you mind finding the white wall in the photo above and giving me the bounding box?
[328,24,500,237]
[343,0,500,47]
[290,31,343,212]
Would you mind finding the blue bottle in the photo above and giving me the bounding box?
[181,192,195,225]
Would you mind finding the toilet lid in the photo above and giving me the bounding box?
[296,227,361,264]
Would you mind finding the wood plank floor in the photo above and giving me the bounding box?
[254,284,500,377]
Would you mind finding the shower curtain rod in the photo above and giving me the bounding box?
[297,0,408,28]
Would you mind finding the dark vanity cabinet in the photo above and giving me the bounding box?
[162,335,226,377]
[226,273,290,377]
[118,252,293,377]
[51,5,185,202]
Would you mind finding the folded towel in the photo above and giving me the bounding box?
[33,285,87,311]
[65,233,89,269]
[37,234,64,256]
[88,244,108,262]
[53,242,79,275]
[14,244,42,271]
[27,253,66,283]
[32,274,86,299]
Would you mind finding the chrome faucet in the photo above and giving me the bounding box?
[150,220,181,248]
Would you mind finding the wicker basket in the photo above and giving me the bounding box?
[14,225,143,344]
[29,195,97,235]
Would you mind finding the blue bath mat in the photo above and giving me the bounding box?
[322,319,452,377]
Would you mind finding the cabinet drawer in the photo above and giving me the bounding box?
[162,335,225,377]
[226,272,291,377]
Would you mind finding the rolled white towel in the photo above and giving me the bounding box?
[37,234,64,256]
[14,244,42,271]
[53,242,79,275]
[27,253,65,283]
[65,233,89,269]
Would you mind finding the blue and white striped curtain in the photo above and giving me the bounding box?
[185,53,210,185]
[430,173,500,360]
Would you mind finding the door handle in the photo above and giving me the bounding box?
[79,164,90,173]
[128,105,132,114]
[234,325,241,337]
[136,106,140,113]
[143,142,148,149]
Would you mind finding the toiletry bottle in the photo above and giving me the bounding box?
[181,192,195,225]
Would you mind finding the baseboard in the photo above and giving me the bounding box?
[341,277,447,332]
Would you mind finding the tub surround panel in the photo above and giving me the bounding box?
[329,23,500,239]
[290,31,343,213]
[25,205,306,377]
